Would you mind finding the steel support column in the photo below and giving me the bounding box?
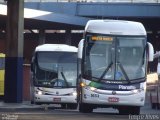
[39,29,45,45]
[65,29,72,45]
[4,0,24,103]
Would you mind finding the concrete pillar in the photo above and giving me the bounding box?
[39,29,45,45]
[4,0,24,103]
[65,30,72,45]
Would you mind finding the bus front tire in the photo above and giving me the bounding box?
[118,106,140,115]
[79,103,93,113]
[151,103,156,109]
[31,100,34,104]
[61,104,67,109]
[61,103,78,109]
[67,103,78,109]
[35,102,42,105]
[158,104,160,109]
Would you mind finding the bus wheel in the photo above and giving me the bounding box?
[31,100,34,104]
[157,103,160,109]
[79,103,93,113]
[35,102,42,105]
[67,103,78,109]
[151,103,156,109]
[118,106,140,115]
[129,106,140,115]
[118,108,129,115]
[61,104,67,109]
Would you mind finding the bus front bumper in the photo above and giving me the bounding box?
[34,94,77,104]
[82,88,145,107]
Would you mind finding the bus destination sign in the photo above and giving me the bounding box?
[91,36,113,41]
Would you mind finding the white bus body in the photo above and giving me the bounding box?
[31,44,78,109]
[78,20,154,114]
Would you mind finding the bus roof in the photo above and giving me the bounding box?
[85,20,146,36]
[35,44,77,52]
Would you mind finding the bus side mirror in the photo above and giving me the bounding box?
[78,39,84,59]
[157,62,160,76]
[147,42,154,62]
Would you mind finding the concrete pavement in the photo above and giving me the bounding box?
[0,101,54,111]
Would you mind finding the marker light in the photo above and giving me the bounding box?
[80,82,86,87]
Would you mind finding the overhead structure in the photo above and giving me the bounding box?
[0,4,90,30]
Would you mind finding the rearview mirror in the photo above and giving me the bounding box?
[78,39,84,59]
[147,42,154,62]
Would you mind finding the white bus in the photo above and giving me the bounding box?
[30,44,78,109]
[78,20,154,114]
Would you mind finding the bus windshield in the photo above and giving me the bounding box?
[35,52,77,88]
[83,34,146,82]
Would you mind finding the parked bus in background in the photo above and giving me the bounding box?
[150,52,160,109]
[0,53,5,97]
[78,20,154,114]
[30,44,78,109]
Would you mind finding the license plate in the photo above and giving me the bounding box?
[53,98,61,102]
[108,97,119,102]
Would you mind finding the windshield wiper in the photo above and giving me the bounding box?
[98,62,113,82]
[61,72,69,87]
[117,62,130,84]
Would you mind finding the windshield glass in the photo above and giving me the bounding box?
[117,37,146,80]
[83,34,146,82]
[35,52,77,88]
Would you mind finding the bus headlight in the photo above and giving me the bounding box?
[90,87,96,91]
[72,92,77,96]
[37,91,43,95]
[36,90,43,95]
[80,82,86,87]
[132,89,144,94]
[132,89,139,94]
[85,86,97,91]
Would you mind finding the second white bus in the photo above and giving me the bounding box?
[30,44,78,109]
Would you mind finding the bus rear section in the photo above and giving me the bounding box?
[30,44,78,109]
